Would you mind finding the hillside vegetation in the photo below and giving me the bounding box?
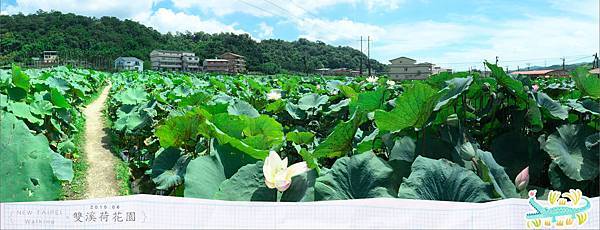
[0,11,385,73]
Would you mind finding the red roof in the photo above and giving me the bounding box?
[511,69,564,75]
[590,68,600,74]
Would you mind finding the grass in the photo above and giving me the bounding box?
[101,87,133,196]
[60,114,89,200]
[60,83,106,200]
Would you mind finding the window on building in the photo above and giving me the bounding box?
[404,67,408,71]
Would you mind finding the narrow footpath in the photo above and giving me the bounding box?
[83,83,119,198]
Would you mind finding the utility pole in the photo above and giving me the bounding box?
[517,65,520,71]
[593,53,598,68]
[495,56,498,65]
[358,36,364,75]
[527,63,531,70]
[561,57,565,70]
[505,66,509,72]
[367,36,371,76]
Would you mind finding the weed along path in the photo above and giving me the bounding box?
[83,83,119,198]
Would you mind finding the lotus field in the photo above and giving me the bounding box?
[1,65,108,201]
[1,63,599,202]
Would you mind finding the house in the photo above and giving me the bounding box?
[43,51,59,63]
[432,66,452,75]
[219,52,246,74]
[387,57,433,80]
[203,59,229,73]
[315,68,331,75]
[510,69,569,78]
[590,68,600,74]
[114,57,143,72]
[149,50,201,72]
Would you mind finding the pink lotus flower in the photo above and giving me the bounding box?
[515,166,529,191]
[532,84,539,93]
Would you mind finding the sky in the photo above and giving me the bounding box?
[1,0,599,70]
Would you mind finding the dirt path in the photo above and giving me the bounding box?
[83,83,119,198]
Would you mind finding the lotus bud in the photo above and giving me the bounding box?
[515,166,529,191]
[459,142,476,161]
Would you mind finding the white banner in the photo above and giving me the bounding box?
[1,195,598,229]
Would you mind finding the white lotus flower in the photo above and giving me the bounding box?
[386,80,396,86]
[316,84,321,90]
[366,76,379,83]
[263,151,308,192]
[266,90,282,101]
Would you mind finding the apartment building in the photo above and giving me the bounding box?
[219,52,246,74]
[387,57,433,80]
[203,59,229,72]
[150,50,200,72]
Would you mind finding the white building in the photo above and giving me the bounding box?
[387,57,433,80]
[114,57,143,72]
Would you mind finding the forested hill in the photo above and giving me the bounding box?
[0,11,386,73]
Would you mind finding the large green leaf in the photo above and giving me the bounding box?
[155,108,210,149]
[314,152,395,200]
[476,150,519,198]
[50,88,71,109]
[214,161,312,201]
[543,124,598,181]
[388,136,417,162]
[30,99,54,117]
[241,115,284,150]
[7,102,43,125]
[151,148,188,190]
[397,156,493,202]
[374,82,439,132]
[115,87,148,105]
[297,93,329,110]
[434,76,473,111]
[11,64,30,91]
[548,163,590,191]
[227,100,260,118]
[286,131,315,145]
[536,91,568,120]
[487,62,528,102]
[567,99,599,115]
[0,112,63,202]
[573,67,600,99]
[313,113,361,158]
[184,153,226,199]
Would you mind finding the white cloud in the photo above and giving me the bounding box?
[431,15,599,70]
[1,0,159,19]
[549,0,599,19]
[257,22,274,39]
[295,18,385,42]
[0,0,247,35]
[140,8,246,34]
[170,0,404,18]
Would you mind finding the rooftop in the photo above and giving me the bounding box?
[116,57,143,62]
[590,68,600,74]
[511,69,565,75]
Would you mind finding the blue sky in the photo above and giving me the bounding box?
[2,0,598,70]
